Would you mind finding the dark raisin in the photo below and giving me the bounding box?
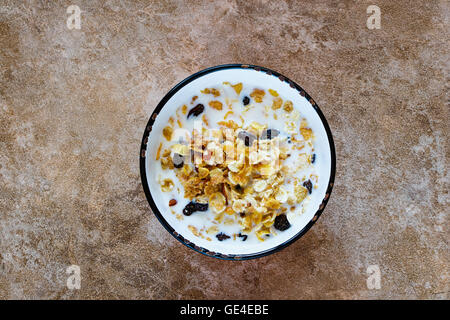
[260,128,280,140]
[169,199,177,206]
[187,104,204,118]
[243,96,250,105]
[303,179,313,194]
[311,154,316,164]
[237,233,248,241]
[238,131,257,147]
[194,202,208,212]
[172,153,184,168]
[182,202,196,216]
[182,201,208,216]
[274,214,291,231]
[239,212,246,218]
[216,232,230,241]
[235,184,242,192]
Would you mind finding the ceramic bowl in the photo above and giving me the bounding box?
[140,64,336,260]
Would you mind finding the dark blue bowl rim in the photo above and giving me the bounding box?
[139,64,336,260]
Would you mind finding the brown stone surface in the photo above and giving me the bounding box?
[0,0,448,299]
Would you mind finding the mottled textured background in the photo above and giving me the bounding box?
[0,0,448,299]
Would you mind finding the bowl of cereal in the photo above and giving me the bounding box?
[140,64,335,260]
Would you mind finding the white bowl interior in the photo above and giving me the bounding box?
[145,68,332,256]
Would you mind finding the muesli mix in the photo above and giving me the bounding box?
[155,82,318,243]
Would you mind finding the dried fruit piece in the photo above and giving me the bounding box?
[260,129,280,140]
[237,131,257,147]
[195,202,208,212]
[172,153,184,168]
[303,179,313,194]
[311,154,316,164]
[182,201,199,216]
[208,100,223,110]
[169,199,177,206]
[243,96,250,105]
[216,232,230,241]
[182,202,194,216]
[187,104,204,118]
[274,214,291,231]
[237,233,248,241]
